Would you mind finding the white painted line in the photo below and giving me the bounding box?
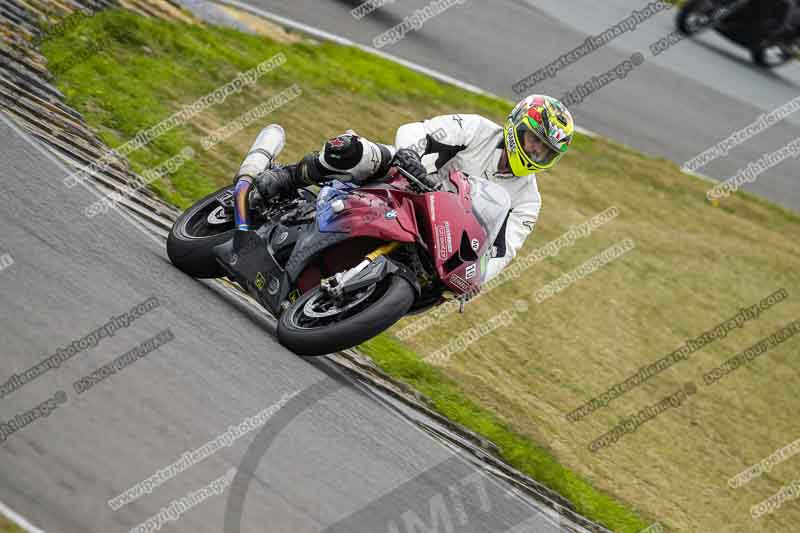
[682,167,720,184]
[0,499,46,533]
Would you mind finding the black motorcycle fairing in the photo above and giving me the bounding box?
[269,223,303,266]
[213,226,292,316]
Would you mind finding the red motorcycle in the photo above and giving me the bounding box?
[167,126,505,356]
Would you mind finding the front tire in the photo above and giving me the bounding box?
[167,186,235,278]
[278,275,415,356]
[752,44,793,68]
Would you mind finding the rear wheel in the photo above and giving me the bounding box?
[277,275,415,356]
[167,186,235,278]
[677,0,718,35]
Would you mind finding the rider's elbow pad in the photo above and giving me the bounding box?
[318,134,395,182]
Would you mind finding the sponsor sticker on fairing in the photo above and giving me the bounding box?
[465,263,477,279]
[449,274,470,292]
[436,224,448,259]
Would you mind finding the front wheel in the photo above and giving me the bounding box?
[277,275,415,356]
[752,44,795,68]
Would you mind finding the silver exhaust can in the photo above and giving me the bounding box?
[236,124,286,179]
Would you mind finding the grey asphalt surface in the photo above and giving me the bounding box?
[0,115,572,532]
[248,0,800,211]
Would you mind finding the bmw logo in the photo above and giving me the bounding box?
[267,277,280,295]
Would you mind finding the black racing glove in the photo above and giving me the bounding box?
[392,149,440,191]
[254,165,297,199]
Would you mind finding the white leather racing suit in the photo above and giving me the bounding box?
[314,114,541,282]
[395,114,541,282]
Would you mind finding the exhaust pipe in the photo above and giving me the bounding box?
[236,124,286,180]
[234,125,286,231]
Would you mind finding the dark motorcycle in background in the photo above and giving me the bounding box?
[677,0,800,67]
[167,125,505,356]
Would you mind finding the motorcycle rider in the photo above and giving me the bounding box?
[777,0,800,42]
[254,94,575,283]
[756,0,800,43]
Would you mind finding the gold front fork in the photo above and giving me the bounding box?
[320,241,402,298]
[366,241,400,261]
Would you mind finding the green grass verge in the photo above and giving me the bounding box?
[39,7,800,533]
[0,517,22,533]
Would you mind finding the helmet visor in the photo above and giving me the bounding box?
[515,125,560,168]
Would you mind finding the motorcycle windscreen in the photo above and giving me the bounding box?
[466,176,511,257]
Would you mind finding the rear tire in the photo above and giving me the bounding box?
[677,0,716,35]
[277,275,415,356]
[167,186,235,278]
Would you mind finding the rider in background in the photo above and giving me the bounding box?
[255,94,575,282]
[756,0,800,43]
[777,0,800,42]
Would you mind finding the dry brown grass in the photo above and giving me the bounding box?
[392,130,800,532]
